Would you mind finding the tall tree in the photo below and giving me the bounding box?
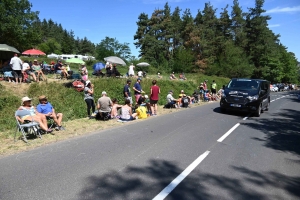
[0,0,40,51]
[245,0,278,79]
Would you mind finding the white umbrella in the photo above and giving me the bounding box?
[104,56,126,66]
[137,62,150,67]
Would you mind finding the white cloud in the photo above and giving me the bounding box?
[266,6,300,14]
[268,24,280,28]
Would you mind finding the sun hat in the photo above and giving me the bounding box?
[39,95,47,100]
[144,95,148,98]
[85,80,91,86]
[102,91,107,95]
[22,96,31,103]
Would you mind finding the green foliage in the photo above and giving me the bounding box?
[134,0,298,83]
[95,37,131,61]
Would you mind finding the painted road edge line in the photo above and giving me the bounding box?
[217,123,240,143]
[153,151,210,200]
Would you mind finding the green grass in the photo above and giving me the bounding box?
[0,74,229,133]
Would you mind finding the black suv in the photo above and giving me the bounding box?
[220,78,270,117]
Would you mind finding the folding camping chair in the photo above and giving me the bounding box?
[14,110,42,143]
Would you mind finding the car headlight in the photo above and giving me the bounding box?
[247,95,259,102]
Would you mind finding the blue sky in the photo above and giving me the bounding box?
[29,0,300,60]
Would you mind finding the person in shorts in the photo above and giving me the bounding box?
[123,79,132,105]
[22,60,37,82]
[150,80,160,115]
[9,53,23,83]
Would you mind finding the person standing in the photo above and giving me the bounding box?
[123,79,132,105]
[128,63,135,77]
[133,78,144,104]
[211,80,217,100]
[203,80,208,91]
[150,80,160,115]
[84,80,96,118]
[9,53,23,83]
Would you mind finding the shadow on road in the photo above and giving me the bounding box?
[77,159,300,199]
[245,108,300,156]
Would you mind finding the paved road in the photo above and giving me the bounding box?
[0,91,299,200]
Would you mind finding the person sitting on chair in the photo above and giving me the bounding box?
[36,95,65,131]
[18,96,53,133]
[97,91,112,120]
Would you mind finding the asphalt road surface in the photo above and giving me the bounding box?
[1,91,299,200]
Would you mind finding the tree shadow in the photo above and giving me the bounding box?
[78,159,300,200]
[245,108,300,156]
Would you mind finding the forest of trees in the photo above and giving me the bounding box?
[0,0,299,83]
[134,0,299,83]
[0,0,132,62]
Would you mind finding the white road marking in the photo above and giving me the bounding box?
[217,123,240,142]
[153,151,210,200]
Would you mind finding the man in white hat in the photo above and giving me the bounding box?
[97,91,112,119]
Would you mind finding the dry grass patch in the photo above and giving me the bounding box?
[0,102,205,157]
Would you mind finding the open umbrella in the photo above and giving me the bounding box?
[65,58,85,64]
[137,62,150,67]
[0,44,20,59]
[93,62,105,71]
[22,48,46,56]
[104,56,126,66]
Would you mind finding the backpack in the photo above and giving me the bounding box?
[182,97,189,108]
[72,80,85,92]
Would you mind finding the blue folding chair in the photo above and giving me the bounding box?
[14,110,42,143]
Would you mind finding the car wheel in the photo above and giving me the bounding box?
[255,104,262,117]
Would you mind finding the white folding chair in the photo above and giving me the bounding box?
[14,110,42,143]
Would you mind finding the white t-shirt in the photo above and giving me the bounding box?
[10,56,22,70]
[22,63,30,71]
[137,71,143,77]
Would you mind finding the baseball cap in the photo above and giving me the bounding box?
[127,79,132,83]
[169,90,173,93]
[102,91,107,95]
[33,59,37,62]
[137,78,142,81]
[179,94,183,97]
[181,90,184,93]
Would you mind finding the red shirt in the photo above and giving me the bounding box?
[150,85,160,100]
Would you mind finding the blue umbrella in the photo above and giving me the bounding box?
[93,62,105,71]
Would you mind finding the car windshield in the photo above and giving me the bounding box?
[227,79,259,90]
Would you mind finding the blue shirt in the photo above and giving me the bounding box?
[124,84,131,97]
[133,82,142,95]
[36,102,53,114]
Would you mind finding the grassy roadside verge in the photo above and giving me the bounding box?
[0,74,229,156]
